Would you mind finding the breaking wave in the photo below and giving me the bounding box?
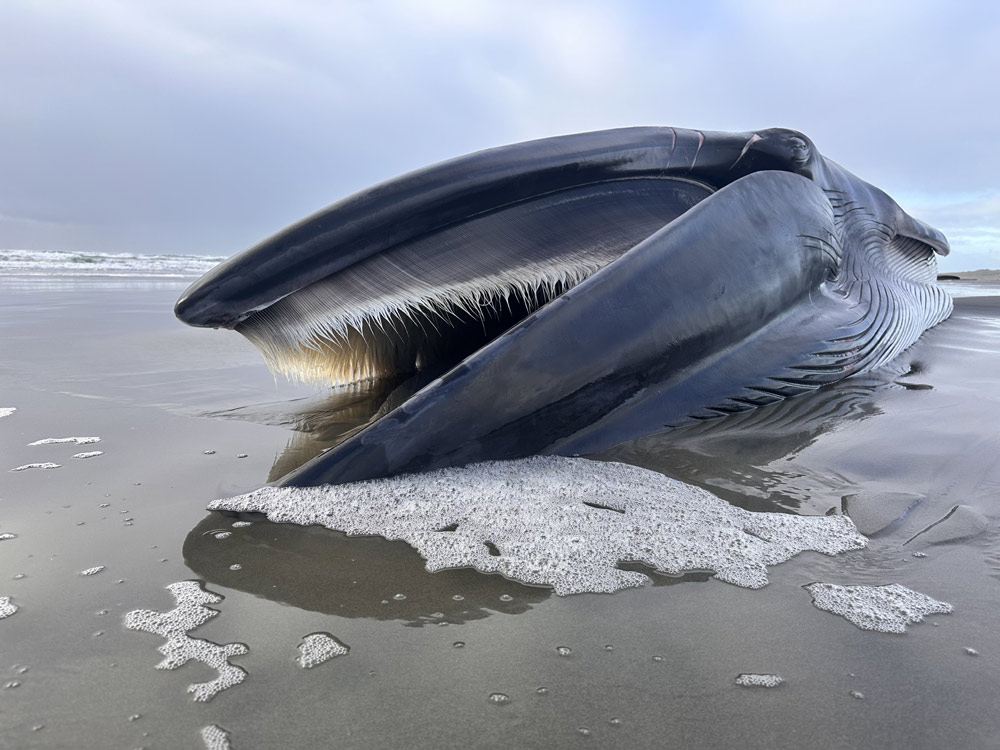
[0,249,224,278]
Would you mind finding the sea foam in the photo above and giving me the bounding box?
[28,436,101,446]
[201,724,233,750]
[804,582,952,633]
[211,457,867,596]
[296,633,349,668]
[124,580,248,701]
[10,463,61,472]
[735,673,784,688]
[0,596,17,620]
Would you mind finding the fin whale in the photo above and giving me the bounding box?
[175,127,952,486]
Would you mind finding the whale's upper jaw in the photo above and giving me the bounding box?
[172,127,725,383]
[174,127,822,329]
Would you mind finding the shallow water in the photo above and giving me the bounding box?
[1,276,999,749]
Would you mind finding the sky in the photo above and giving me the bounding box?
[0,0,997,271]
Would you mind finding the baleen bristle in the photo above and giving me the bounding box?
[236,253,617,386]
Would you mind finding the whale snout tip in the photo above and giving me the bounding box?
[174,286,237,329]
[173,292,206,326]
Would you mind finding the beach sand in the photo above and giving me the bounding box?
[1,274,999,749]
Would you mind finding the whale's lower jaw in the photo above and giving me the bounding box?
[174,127,952,487]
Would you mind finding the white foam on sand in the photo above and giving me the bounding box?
[296,633,349,668]
[0,408,14,419]
[201,724,233,750]
[804,582,953,633]
[124,580,248,702]
[10,463,60,472]
[211,457,868,596]
[0,596,17,620]
[28,436,101,446]
[72,451,103,459]
[735,673,784,688]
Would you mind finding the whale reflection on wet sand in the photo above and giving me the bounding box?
[184,513,552,625]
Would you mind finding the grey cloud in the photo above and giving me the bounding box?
[0,0,996,269]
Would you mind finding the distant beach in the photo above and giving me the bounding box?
[937,268,1000,297]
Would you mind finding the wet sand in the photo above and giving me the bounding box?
[1,275,999,749]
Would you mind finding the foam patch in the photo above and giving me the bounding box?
[211,457,867,596]
[296,633,349,668]
[124,580,248,701]
[201,724,233,750]
[804,582,953,633]
[10,463,60,472]
[735,673,784,688]
[0,596,17,620]
[28,436,101,446]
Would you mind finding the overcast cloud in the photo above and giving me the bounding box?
[1,0,997,270]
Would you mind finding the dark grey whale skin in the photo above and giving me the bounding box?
[175,127,952,487]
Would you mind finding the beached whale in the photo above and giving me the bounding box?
[175,127,952,486]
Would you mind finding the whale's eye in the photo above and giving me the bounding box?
[789,137,809,157]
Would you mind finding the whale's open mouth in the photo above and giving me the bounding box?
[235,246,599,386]
[175,127,747,387]
[231,178,711,385]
